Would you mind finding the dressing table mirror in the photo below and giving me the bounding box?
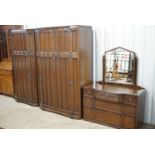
[103,47,137,85]
[83,47,146,128]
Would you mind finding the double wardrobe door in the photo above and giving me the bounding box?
[11,26,93,119]
[11,29,38,105]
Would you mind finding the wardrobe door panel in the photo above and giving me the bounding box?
[11,30,38,106]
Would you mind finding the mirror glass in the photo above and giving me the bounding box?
[105,47,136,85]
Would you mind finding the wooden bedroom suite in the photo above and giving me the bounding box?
[0,25,152,129]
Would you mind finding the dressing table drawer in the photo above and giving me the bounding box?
[95,91,120,103]
[83,107,93,121]
[83,88,93,96]
[123,115,136,128]
[123,95,137,105]
[124,105,136,116]
[95,99,122,114]
[83,97,93,108]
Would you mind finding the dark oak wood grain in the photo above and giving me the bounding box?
[10,26,93,119]
[11,29,38,106]
[83,47,146,129]
[83,83,146,129]
[35,26,93,118]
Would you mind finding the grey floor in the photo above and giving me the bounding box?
[0,95,112,129]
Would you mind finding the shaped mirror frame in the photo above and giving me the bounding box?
[103,47,137,85]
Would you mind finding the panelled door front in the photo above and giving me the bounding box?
[35,28,81,118]
[11,30,38,105]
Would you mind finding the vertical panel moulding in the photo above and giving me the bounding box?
[56,37,62,110]
[63,29,68,111]
[74,29,80,115]
[16,33,21,99]
[54,29,59,109]
[27,32,32,101]
[20,33,24,99]
[28,32,33,102]
[69,29,74,115]
[49,30,55,108]
[66,57,71,112]
[32,31,38,103]
[60,29,64,110]
[11,33,14,93]
[46,31,52,108]
[73,58,80,114]
[22,33,27,100]
[29,32,34,102]
[29,32,33,103]
[19,33,24,100]
[64,30,68,52]
[54,30,58,52]
[37,31,43,106]
[39,31,44,106]
[59,29,63,110]
[68,57,74,115]
[61,29,65,52]
[67,29,70,52]
[21,33,26,100]
[44,31,49,107]
[15,33,19,98]
[21,33,25,100]
[61,57,67,112]
[53,30,55,52]
[12,34,17,98]
[23,33,28,101]
[25,32,29,101]
[72,30,77,52]
[61,29,67,111]
[52,29,58,109]
[17,33,23,99]
[52,52,58,109]
[72,30,76,114]
[58,29,60,50]
[42,31,48,107]
[76,30,81,114]
[59,56,63,110]
[12,34,16,97]
[54,56,58,109]
[30,31,36,103]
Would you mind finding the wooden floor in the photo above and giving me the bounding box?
[0,95,155,129]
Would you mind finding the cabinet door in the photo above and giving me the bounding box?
[35,28,81,118]
[65,53,81,118]
[11,30,38,105]
[36,51,81,118]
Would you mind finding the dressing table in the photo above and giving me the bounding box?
[83,47,146,128]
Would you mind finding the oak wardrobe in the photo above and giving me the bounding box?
[11,26,93,119]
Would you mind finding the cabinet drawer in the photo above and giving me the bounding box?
[83,107,93,121]
[123,115,136,128]
[83,97,93,108]
[95,109,121,127]
[95,99,122,114]
[83,88,93,96]
[124,105,136,115]
[123,95,137,105]
[95,91,120,103]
